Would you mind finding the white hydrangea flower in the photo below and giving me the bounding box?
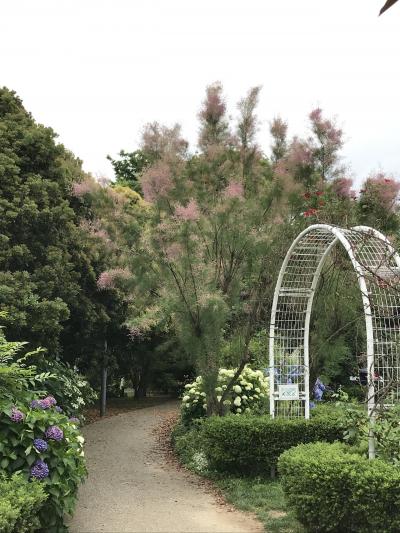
[217,395,222,402]
[182,395,190,402]
[223,399,231,406]
[233,397,241,406]
[233,385,242,394]
[236,408,242,413]
[255,387,261,393]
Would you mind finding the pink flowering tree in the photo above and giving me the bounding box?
[126,84,286,415]
[359,173,400,232]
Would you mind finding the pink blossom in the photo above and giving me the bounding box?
[270,116,288,140]
[165,243,183,261]
[141,162,173,203]
[362,173,400,211]
[199,82,226,124]
[223,181,244,200]
[174,199,200,221]
[72,179,98,197]
[97,271,114,289]
[290,138,313,167]
[309,108,343,150]
[92,228,110,241]
[332,177,354,198]
[97,268,131,290]
[309,108,323,123]
[141,122,188,158]
[128,326,143,339]
[274,159,290,179]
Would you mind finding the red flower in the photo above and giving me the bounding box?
[303,208,318,217]
[315,191,324,196]
[384,178,392,183]
[304,192,311,200]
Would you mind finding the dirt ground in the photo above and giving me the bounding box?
[68,401,263,533]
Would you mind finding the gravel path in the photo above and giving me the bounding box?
[68,402,262,533]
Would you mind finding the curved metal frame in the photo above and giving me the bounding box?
[269,224,400,453]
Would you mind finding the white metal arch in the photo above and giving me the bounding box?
[269,224,400,430]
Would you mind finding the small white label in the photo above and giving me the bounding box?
[278,384,299,400]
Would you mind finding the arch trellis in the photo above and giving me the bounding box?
[269,224,400,432]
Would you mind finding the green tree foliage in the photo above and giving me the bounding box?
[0,88,128,370]
[107,150,149,194]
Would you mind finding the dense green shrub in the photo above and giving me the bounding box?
[279,441,400,532]
[200,410,343,474]
[0,398,86,532]
[171,420,209,474]
[181,366,269,424]
[0,473,47,533]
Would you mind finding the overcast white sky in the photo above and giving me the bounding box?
[1,0,399,185]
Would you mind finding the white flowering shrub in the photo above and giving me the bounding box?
[181,365,269,423]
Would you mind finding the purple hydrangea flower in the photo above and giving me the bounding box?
[10,407,24,423]
[30,398,52,409]
[55,406,62,413]
[68,417,80,425]
[45,396,57,406]
[39,398,52,409]
[33,438,48,453]
[313,377,327,401]
[30,459,49,480]
[45,425,64,441]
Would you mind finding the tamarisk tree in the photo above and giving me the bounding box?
[127,84,287,415]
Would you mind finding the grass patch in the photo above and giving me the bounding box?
[211,474,303,533]
[172,419,304,532]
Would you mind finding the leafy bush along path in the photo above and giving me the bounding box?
[69,402,262,533]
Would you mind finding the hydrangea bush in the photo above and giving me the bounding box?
[31,358,98,418]
[0,396,86,533]
[181,365,269,424]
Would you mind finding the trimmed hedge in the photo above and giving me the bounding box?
[0,473,47,533]
[278,442,400,533]
[200,410,343,474]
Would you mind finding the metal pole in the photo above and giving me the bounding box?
[100,340,108,417]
